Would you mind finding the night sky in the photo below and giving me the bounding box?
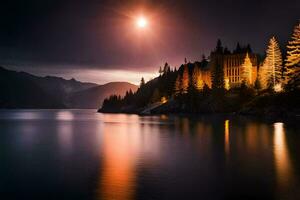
[1,0,299,84]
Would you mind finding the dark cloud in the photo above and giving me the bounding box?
[0,0,299,72]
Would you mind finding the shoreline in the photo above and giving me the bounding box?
[98,109,300,123]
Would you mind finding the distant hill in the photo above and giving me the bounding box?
[69,82,139,108]
[0,66,138,109]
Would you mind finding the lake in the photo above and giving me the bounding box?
[0,109,300,200]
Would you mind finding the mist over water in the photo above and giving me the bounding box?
[0,110,299,199]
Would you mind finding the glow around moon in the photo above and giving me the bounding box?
[136,17,148,28]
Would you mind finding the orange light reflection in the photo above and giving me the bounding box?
[273,122,293,191]
[224,120,230,156]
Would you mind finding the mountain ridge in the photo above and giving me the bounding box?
[0,66,138,109]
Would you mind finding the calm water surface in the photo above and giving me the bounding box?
[0,110,300,200]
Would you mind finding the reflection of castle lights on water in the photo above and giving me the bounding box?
[273,122,293,190]
[97,115,161,200]
[98,123,138,200]
[224,120,230,155]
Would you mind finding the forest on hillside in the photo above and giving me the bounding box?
[99,22,300,118]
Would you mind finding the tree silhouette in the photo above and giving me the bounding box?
[159,66,163,76]
[246,44,252,53]
[211,62,225,93]
[140,77,145,88]
[182,64,189,93]
[215,39,224,53]
[163,62,171,75]
[174,74,182,96]
[234,42,242,53]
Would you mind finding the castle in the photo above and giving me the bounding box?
[199,42,259,88]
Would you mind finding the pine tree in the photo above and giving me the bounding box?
[241,53,253,85]
[285,22,300,88]
[211,62,225,92]
[159,66,163,76]
[234,42,242,53]
[174,74,182,96]
[259,37,283,90]
[265,36,283,87]
[246,44,252,53]
[192,65,204,91]
[215,39,224,53]
[259,59,271,89]
[163,62,170,74]
[140,77,145,87]
[182,64,189,93]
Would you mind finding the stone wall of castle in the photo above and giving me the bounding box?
[200,52,258,88]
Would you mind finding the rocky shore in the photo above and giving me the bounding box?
[98,90,300,121]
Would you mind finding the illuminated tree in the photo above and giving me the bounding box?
[174,74,182,96]
[225,78,230,90]
[182,64,189,93]
[285,22,300,88]
[265,37,283,88]
[241,53,253,86]
[192,65,204,91]
[259,60,271,89]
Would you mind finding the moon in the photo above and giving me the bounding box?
[136,17,148,28]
